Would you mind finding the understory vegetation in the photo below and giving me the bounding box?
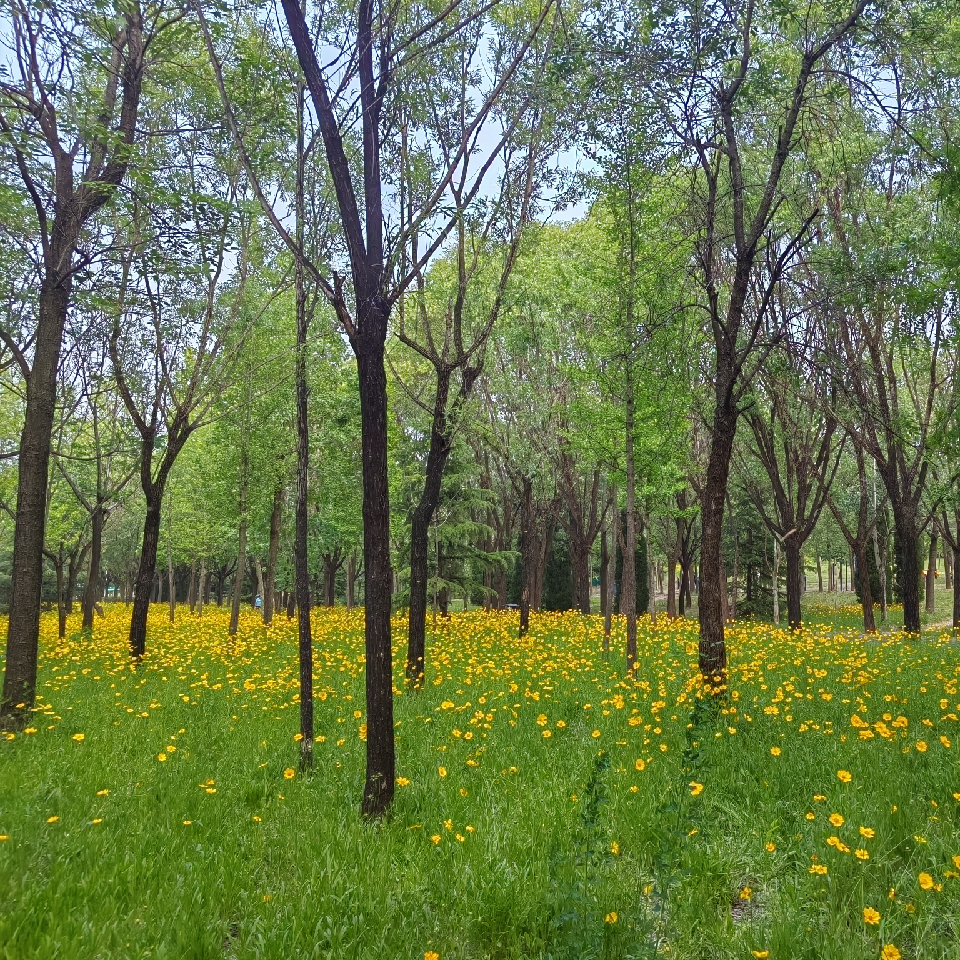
[3,606,960,960]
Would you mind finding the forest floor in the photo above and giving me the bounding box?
[2,605,960,959]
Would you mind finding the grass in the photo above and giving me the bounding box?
[2,604,960,959]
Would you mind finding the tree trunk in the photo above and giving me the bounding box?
[197,559,206,617]
[354,331,395,819]
[1,281,70,724]
[324,557,337,606]
[130,492,164,657]
[926,532,937,615]
[253,557,265,611]
[229,525,247,636]
[817,555,823,592]
[167,539,176,623]
[346,552,357,609]
[263,484,283,625]
[953,542,960,630]
[187,561,196,613]
[600,510,609,623]
[519,477,532,637]
[623,375,638,674]
[698,402,736,683]
[53,552,66,640]
[406,372,452,686]
[945,535,953,590]
[894,507,922,632]
[666,551,678,619]
[772,539,780,625]
[784,538,803,631]
[571,539,591,615]
[856,541,876,633]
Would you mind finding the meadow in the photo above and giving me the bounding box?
[2,605,960,960]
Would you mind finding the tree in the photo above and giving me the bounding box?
[0,0,158,725]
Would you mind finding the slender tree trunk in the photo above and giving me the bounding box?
[953,540,960,629]
[604,489,615,651]
[323,557,337,606]
[167,540,175,623]
[666,551,678,619]
[772,538,780,625]
[623,376,638,674]
[945,535,953,590]
[1,281,70,724]
[600,511,609,623]
[197,559,206,617]
[263,484,283,625]
[926,532,937,615]
[253,558,265,612]
[188,561,196,613]
[229,484,249,637]
[856,541,876,633]
[54,553,66,640]
[519,477,532,637]
[346,553,356,609]
[406,374,452,686]
[130,493,163,657]
[817,556,823,592]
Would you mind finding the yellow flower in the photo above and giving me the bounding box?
[859,826,875,838]
[283,768,295,780]
[765,842,776,852]
[542,729,552,738]
[916,740,928,752]
[430,835,441,845]
[0,835,8,841]
[72,733,85,742]
[881,946,901,960]
[592,729,601,738]
[96,789,109,796]
[770,746,781,756]
[425,952,440,960]
[689,781,704,797]
[918,872,935,890]
[739,887,752,900]
[635,759,645,771]
[91,818,103,825]
[183,820,192,826]
[829,813,845,827]
[610,840,620,855]
[855,849,870,860]
[752,952,769,959]
[604,911,618,924]
[809,864,828,875]
[837,770,852,783]
[863,907,880,925]
[157,753,167,762]
[438,766,447,778]
[396,777,410,787]
[46,816,59,823]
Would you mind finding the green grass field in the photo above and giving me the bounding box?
[2,605,960,959]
